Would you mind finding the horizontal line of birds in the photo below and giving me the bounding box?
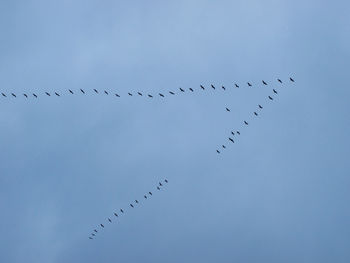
[216,78,295,154]
[89,179,168,240]
[1,78,294,100]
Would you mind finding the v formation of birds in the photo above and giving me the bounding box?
[1,77,295,240]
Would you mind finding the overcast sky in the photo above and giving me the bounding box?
[0,1,349,262]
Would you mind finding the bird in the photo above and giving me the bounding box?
[216,150,221,154]
[290,77,295,82]
[23,94,28,98]
[165,179,168,183]
[244,121,249,125]
[189,88,194,92]
[94,229,98,233]
[33,93,37,98]
[200,85,205,90]
[258,104,263,109]
[148,94,153,98]
[169,91,175,95]
[104,90,109,95]
[45,92,50,96]
[159,93,164,97]
[128,92,133,96]
[211,84,216,90]
[149,192,153,195]
[236,131,241,135]
[222,86,226,90]
[120,209,124,213]
[226,107,230,112]
[179,88,185,92]
[130,204,134,208]
[135,200,139,204]
[114,213,118,217]
[92,233,95,236]
[93,89,98,94]
[80,89,85,94]
[235,83,239,88]
[277,79,282,83]
[159,182,163,186]
[55,92,60,96]
[144,195,147,199]
[268,96,273,100]
[273,89,278,94]
[11,93,16,97]
[89,237,93,240]
[138,92,143,96]
[100,224,104,228]
[157,186,161,190]
[254,112,258,116]
[222,145,226,149]
[262,80,268,85]
[1,93,6,97]
[108,218,112,223]
[231,131,235,136]
[247,82,252,87]
[115,93,120,97]
[229,138,234,143]
[69,89,74,94]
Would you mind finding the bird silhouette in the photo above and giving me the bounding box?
[55,92,60,96]
[179,88,185,92]
[159,182,163,186]
[100,224,104,228]
[1,93,6,97]
[211,84,216,90]
[273,89,278,94]
[94,229,98,233]
[135,200,139,204]
[33,93,37,98]
[130,204,134,208]
[200,85,205,90]
[231,131,235,136]
[23,94,28,98]
[149,192,152,195]
[169,91,175,95]
[114,213,118,217]
[159,93,164,97]
[148,94,153,98]
[290,77,295,82]
[222,86,226,90]
[128,92,133,96]
[236,131,240,135]
[229,138,234,143]
[69,89,74,94]
[247,82,252,87]
[144,195,147,199]
[189,88,194,92]
[94,89,98,94]
[268,96,273,100]
[226,107,230,112]
[157,186,161,190]
[104,90,109,95]
[89,237,93,240]
[222,145,226,149]
[120,209,124,213]
[254,112,258,116]
[45,92,50,96]
[258,104,263,109]
[108,218,112,223]
[115,93,120,97]
[262,80,267,85]
[244,121,249,125]
[235,83,239,88]
[80,89,85,94]
[92,233,95,236]
[138,92,143,96]
[11,93,16,97]
[165,179,168,183]
[216,150,221,154]
[277,79,282,83]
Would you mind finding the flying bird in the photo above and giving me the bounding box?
[1,93,6,97]
[120,209,124,213]
[290,77,295,82]
[235,83,239,88]
[92,233,95,236]
[278,79,282,83]
[138,92,143,96]
[80,89,85,94]
[165,179,168,183]
[115,93,120,97]
[93,89,98,94]
[268,96,273,100]
[258,104,263,109]
[100,224,104,228]
[226,107,230,112]
[189,88,194,92]
[108,218,112,223]
[45,92,50,96]
[130,204,134,208]
[159,93,164,97]
[229,138,234,143]
[179,87,185,92]
[169,91,175,95]
[69,89,74,94]
[247,82,252,87]
[94,229,98,233]
[231,131,235,136]
[114,213,118,217]
[23,94,28,98]
[135,200,139,204]
[159,182,163,186]
[200,85,205,90]
[244,121,249,125]
[222,86,226,90]
[148,94,153,98]
[104,90,109,95]
[211,84,216,90]
[273,89,278,94]
[216,150,221,154]
[254,112,258,116]
[149,192,153,195]
[222,145,226,149]
[11,93,16,97]
[262,80,267,85]
[33,93,37,98]
[89,237,93,240]
[157,186,161,190]
[144,195,147,199]
[236,131,241,135]
[55,92,60,96]
[128,92,133,96]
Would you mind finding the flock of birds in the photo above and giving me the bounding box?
[216,77,295,154]
[89,179,168,240]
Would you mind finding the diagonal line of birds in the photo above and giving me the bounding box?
[89,179,168,240]
[0,77,294,101]
[216,77,295,154]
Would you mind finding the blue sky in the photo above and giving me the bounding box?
[0,1,349,262]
